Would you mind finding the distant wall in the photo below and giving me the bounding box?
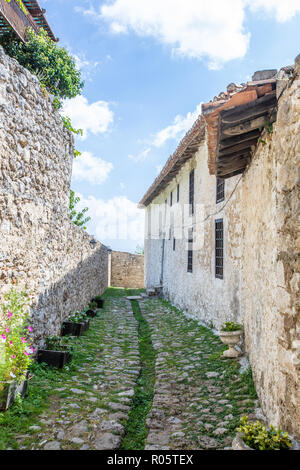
[0,47,109,345]
[110,251,144,289]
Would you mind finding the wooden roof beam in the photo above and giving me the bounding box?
[219,129,261,149]
[221,113,276,137]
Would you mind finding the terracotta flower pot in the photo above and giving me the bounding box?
[219,330,243,358]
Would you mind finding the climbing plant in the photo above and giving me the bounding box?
[1,28,84,102]
[61,116,83,137]
[69,190,91,230]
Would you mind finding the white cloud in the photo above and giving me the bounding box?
[128,147,151,162]
[62,95,114,139]
[99,0,250,69]
[76,194,144,242]
[153,103,202,147]
[78,0,300,68]
[127,103,202,166]
[72,152,113,185]
[247,0,300,22]
[72,53,100,81]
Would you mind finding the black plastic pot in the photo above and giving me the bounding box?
[0,372,29,411]
[83,319,90,332]
[91,298,104,309]
[86,309,97,318]
[61,321,85,337]
[37,349,72,368]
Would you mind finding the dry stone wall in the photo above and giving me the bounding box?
[110,250,144,289]
[0,47,109,345]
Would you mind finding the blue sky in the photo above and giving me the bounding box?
[42,0,300,252]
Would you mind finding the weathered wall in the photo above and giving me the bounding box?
[144,146,243,329]
[241,58,300,438]
[110,250,144,288]
[144,58,300,438]
[0,47,109,345]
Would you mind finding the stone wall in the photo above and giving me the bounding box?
[110,251,144,288]
[0,47,109,345]
[241,58,300,438]
[144,57,300,438]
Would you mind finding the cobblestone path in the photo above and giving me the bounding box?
[2,290,258,450]
[141,298,257,451]
[9,294,140,450]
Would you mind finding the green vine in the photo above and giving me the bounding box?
[61,116,83,136]
[264,120,273,134]
[4,0,28,16]
[69,190,91,230]
[73,149,82,159]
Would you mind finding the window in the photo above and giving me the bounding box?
[170,191,173,206]
[177,184,180,202]
[173,237,176,251]
[187,228,193,272]
[189,169,194,215]
[216,178,225,203]
[215,219,224,279]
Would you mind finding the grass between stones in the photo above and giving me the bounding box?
[0,288,135,450]
[120,295,156,450]
[142,298,258,449]
[0,288,258,451]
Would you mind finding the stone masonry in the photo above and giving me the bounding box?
[0,47,109,346]
[110,251,144,289]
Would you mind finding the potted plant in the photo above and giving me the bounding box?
[0,288,34,411]
[232,415,292,450]
[85,301,98,318]
[91,296,104,309]
[37,335,73,368]
[61,312,89,337]
[219,321,243,358]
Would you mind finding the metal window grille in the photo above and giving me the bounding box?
[215,219,224,279]
[187,228,193,272]
[216,178,225,203]
[189,169,194,215]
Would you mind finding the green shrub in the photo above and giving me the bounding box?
[1,28,84,101]
[237,415,291,450]
[68,312,88,323]
[88,301,98,310]
[221,321,243,332]
[44,336,73,353]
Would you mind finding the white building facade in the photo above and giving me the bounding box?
[139,62,300,439]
